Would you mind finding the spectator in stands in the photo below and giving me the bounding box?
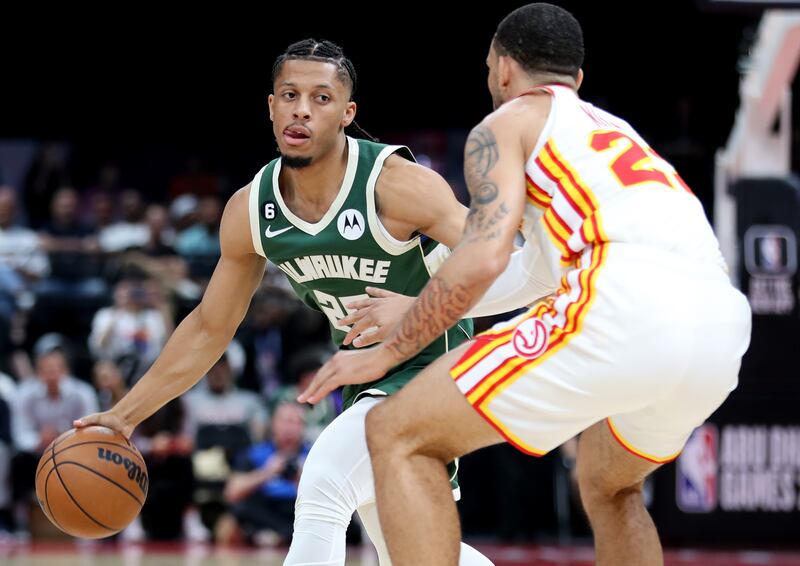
[88,278,172,383]
[0,396,12,536]
[15,334,96,401]
[0,366,19,534]
[132,398,197,541]
[0,186,49,319]
[186,350,268,443]
[117,204,200,302]
[86,192,115,233]
[22,144,70,229]
[98,189,149,252]
[142,204,177,257]
[39,187,94,245]
[92,359,129,412]
[0,370,15,405]
[79,163,122,227]
[10,345,98,532]
[169,194,199,235]
[175,195,222,257]
[186,350,268,534]
[238,286,330,399]
[273,345,340,443]
[216,402,310,547]
[37,186,106,301]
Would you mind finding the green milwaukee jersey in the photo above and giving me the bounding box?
[248,136,473,409]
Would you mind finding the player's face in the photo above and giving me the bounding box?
[269,60,356,168]
[487,43,503,110]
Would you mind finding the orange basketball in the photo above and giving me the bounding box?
[34,426,148,539]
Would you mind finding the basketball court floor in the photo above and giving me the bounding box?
[4,543,800,565]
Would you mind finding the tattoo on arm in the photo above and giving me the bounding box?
[464,125,509,242]
[381,124,513,364]
[384,277,471,361]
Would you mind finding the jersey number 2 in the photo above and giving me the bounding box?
[589,130,691,193]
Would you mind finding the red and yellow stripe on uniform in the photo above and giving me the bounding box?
[526,173,552,209]
[534,140,608,266]
[606,418,682,464]
[450,240,609,456]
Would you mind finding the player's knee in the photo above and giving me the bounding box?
[365,400,417,463]
[367,399,452,466]
[577,461,644,514]
[365,401,395,459]
[295,457,356,522]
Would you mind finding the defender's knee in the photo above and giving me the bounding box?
[366,398,456,466]
[366,399,426,462]
[365,401,397,460]
[577,462,645,516]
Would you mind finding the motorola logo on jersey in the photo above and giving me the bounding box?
[512,318,549,360]
[337,209,365,241]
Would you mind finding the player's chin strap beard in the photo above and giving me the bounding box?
[281,153,314,169]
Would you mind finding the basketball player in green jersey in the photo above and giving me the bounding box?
[75,39,547,564]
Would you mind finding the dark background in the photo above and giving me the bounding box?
[0,0,760,207]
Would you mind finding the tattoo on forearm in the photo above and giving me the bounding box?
[381,125,510,363]
[463,125,509,242]
[465,202,510,242]
[384,277,471,361]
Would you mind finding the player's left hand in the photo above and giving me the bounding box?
[297,345,396,405]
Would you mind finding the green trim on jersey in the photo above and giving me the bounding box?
[249,136,473,409]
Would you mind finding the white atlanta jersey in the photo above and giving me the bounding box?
[521,84,726,285]
[450,85,751,463]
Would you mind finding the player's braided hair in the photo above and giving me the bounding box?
[272,39,377,142]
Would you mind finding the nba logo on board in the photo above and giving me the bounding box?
[744,225,797,276]
[676,424,718,513]
[337,209,365,241]
[512,318,549,360]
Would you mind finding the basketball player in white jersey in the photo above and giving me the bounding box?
[299,4,752,565]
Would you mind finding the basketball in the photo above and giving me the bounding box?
[34,426,148,539]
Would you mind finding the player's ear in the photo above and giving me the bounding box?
[576,69,584,90]
[268,94,275,122]
[343,101,356,128]
[497,54,513,91]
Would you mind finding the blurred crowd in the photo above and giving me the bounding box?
[0,151,345,545]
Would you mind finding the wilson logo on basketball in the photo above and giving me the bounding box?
[97,448,148,494]
[512,318,549,360]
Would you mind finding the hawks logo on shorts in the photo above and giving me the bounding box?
[512,318,549,359]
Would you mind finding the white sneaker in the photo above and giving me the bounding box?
[252,529,281,547]
[183,509,210,543]
[120,516,145,542]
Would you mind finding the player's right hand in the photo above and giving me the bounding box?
[341,287,415,347]
[73,410,135,440]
